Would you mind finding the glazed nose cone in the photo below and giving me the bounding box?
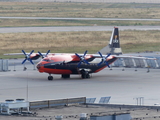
[36,62,44,72]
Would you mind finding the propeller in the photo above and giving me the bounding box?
[22,50,34,64]
[97,52,111,68]
[38,50,50,58]
[75,50,90,67]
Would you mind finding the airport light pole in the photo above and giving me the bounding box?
[13,62,16,71]
[26,70,29,101]
[134,97,144,105]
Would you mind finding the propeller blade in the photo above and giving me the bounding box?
[83,59,90,65]
[83,50,88,57]
[75,53,81,58]
[46,50,50,56]
[21,50,34,64]
[97,61,103,66]
[29,58,34,64]
[98,52,111,67]
[38,51,43,58]
[105,53,111,59]
[105,61,110,68]
[28,50,34,56]
[98,52,103,58]
[38,50,50,58]
[77,61,82,68]
[22,50,27,56]
[75,50,89,67]
[22,59,27,64]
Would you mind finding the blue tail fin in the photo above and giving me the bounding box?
[99,27,122,55]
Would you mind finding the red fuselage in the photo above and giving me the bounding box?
[36,54,117,75]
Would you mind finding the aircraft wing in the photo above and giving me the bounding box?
[4,52,156,60]
[4,53,25,55]
[112,55,156,60]
[91,54,156,60]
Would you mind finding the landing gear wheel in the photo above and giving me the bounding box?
[80,69,90,79]
[81,74,86,79]
[48,76,53,80]
[86,73,90,78]
[81,73,90,79]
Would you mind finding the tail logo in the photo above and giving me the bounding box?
[113,35,119,43]
[114,35,117,39]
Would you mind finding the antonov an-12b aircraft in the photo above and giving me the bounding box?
[6,27,154,80]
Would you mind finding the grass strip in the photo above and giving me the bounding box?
[0,30,160,58]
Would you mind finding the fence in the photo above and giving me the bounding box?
[0,59,8,71]
[30,97,86,109]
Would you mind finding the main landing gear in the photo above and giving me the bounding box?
[48,74,53,80]
[80,69,90,79]
[48,74,70,80]
[47,70,90,80]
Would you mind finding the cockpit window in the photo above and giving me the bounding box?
[42,59,49,62]
[42,59,54,62]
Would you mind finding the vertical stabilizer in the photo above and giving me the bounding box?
[99,27,122,55]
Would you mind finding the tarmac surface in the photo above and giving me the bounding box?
[0,26,160,33]
[1,54,160,120]
[1,58,160,105]
[1,0,160,3]
[1,17,160,21]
